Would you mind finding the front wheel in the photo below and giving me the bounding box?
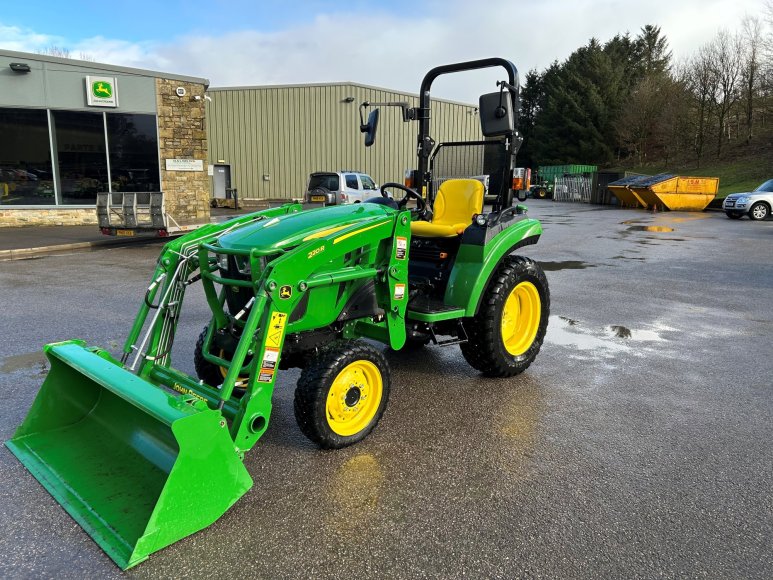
[749,202,769,221]
[535,188,548,199]
[461,256,550,377]
[294,340,391,449]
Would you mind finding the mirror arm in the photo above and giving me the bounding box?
[360,101,415,122]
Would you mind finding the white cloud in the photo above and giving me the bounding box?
[0,0,766,103]
[0,23,61,53]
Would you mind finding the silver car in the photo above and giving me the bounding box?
[723,179,773,220]
[305,171,380,205]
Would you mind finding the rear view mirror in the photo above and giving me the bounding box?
[479,91,514,137]
[361,109,380,147]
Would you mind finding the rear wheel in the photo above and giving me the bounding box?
[749,202,769,221]
[725,211,743,219]
[461,256,549,377]
[294,340,390,449]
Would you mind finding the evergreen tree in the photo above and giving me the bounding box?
[633,25,672,76]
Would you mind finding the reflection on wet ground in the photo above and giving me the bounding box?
[325,453,384,537]
[627,225,675,232]
[545,315,674,358]
[0,352,48,374]
[538,261,594,271]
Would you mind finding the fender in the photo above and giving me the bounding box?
[443,217,542,316]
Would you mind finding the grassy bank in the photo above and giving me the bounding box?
[610,139,773,199]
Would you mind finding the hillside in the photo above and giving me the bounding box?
[611,136,773,199]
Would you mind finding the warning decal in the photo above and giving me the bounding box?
[266,312,287,348]
[258,371,274,383]
[394,283,406,300]
[395,236,407,260]
[260,347,279,371]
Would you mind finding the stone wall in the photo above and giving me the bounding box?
[156,78,210,225]
[0,208,96,227]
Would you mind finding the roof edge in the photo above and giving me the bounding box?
[0,49,209,86]
[207,80,476,107]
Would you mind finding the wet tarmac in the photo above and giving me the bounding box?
[0,201,771,578]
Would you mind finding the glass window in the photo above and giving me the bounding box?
[0,108,55,206]
[52,110,108,205]
[308,173,339,191]
[360,175,376,190]
[345,174,359,189]
[107,113,160,192]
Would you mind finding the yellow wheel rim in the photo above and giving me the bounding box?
[218,349,249,381]
[326,360,383,437]
[501,281,541,356]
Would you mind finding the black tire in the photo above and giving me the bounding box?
[749,202,769,221]
[725,211,743,219]
[460,256,550,377]
[194,325,248,393]
[295,340,390,449]
[535,187,548,199]
[194,325,225,386]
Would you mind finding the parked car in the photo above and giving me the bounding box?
[723,179,773,220]
[304,171,381,205]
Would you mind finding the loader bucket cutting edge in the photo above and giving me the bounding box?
[5,341,253,569]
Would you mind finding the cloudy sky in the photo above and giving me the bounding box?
[0,0,766,103]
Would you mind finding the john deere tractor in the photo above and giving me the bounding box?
[6,58,549,569]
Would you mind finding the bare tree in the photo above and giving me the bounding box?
[37,46,96,62]
[740,17,763,142]
[686,46,718,164]
[707,30,743,157]
[38,46,71,59]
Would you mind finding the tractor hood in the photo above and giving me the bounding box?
[217,203,397,253]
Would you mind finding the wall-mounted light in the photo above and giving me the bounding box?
[9,62,31,73]
[342,96,355,103]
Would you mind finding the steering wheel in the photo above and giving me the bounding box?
[380,182,428,217]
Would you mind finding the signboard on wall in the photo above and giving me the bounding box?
[85,76,118,107]
[165,159,204,171]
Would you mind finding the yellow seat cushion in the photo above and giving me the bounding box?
[410,221,468,238]
[410,179,484,238]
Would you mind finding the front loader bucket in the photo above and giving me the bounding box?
[5,341,253,569]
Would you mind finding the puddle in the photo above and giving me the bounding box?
[606,325,669,342]
[538,261,595,271]
[545,316,674,356]
[546,316,629,354]
[627,225,675,232]
[1,352,48,374]
[611,255,645,261]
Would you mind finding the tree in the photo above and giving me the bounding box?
[517,69,544,167]
[633,25,672,77]
[685,46,718,164]
[740,17,763,143]
[709,30,743,157]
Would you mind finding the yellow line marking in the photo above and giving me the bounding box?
[302,224,351,241]
[333,222,387,244]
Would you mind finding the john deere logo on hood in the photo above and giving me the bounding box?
[92,81,113,99]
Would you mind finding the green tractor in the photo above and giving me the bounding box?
[6,58,549,569]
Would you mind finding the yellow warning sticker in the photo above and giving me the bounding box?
[265,312,288,348]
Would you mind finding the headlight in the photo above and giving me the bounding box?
[217,255,229,270]
[737,196,749,203]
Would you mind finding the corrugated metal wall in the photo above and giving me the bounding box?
[205,83,482,199]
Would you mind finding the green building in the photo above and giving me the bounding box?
[205,82,481,201]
